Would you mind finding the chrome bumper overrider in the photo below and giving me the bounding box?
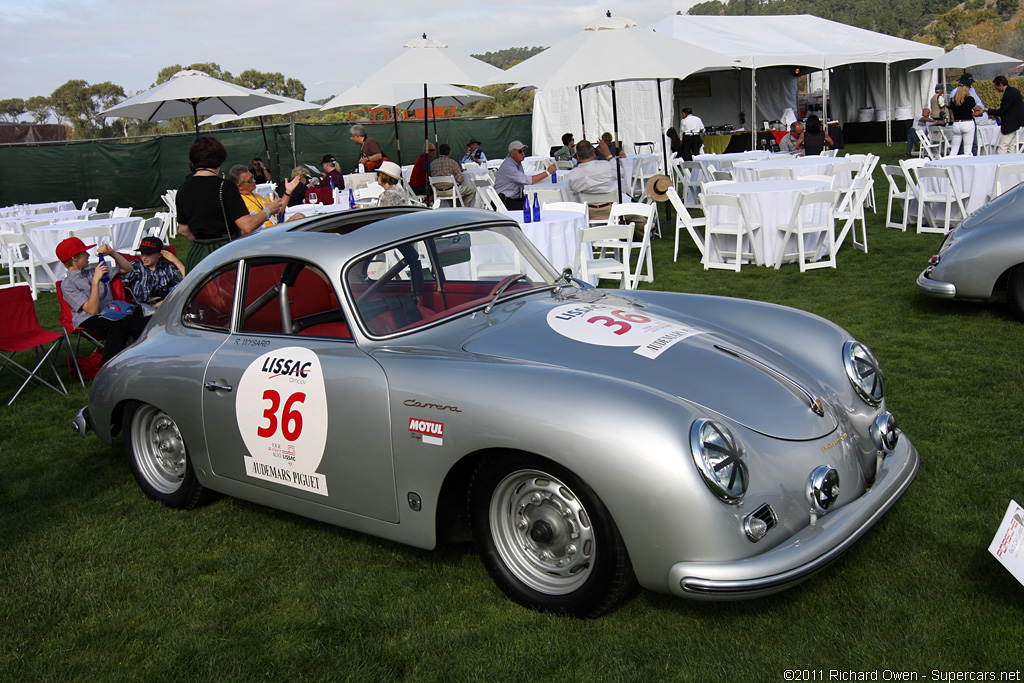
[72,406,92,437]
[668,437,919,599]
[917,269,957,298]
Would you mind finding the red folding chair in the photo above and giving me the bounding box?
[56,275,129,384]
[0,284,69,405]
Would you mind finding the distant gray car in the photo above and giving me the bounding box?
[75,206,918,618]
[918,181,1024,319]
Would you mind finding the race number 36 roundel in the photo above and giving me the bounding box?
[236,347,329,496]
[547,303,705,359]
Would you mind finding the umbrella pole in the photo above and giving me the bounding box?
[392,106,403,166]
[578,86,586,140]
[423,84,429,155]
[751,67,757,150]
[192,101,200,138]
[657,78,673,225]
[260,116,271,176]
[611,81,623,199]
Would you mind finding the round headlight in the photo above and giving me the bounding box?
[690,419,747,504]
[844,341,884,406]
[806,465,840,515]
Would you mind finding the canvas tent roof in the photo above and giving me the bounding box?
[648,15,941,68]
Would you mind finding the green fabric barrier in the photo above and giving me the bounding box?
[0,114,532,211]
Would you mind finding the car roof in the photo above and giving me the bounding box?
[194,206,515,275]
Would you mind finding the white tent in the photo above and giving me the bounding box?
[531,15,943,151]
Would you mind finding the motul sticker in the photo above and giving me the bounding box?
[409,418,444,446]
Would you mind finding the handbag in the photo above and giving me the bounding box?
[219,179,234,241]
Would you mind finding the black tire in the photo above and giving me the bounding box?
[1007,265,1024,321]
[468,453,636,618]
[124,401,211,509]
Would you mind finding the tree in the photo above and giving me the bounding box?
[236,70,306,100]
[0,98,26,122]
[25,96,52,124]
[153,62,234,86]
[49,79,126,139]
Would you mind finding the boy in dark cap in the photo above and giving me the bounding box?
[121,236,185,307]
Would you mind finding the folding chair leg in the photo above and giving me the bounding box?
[3,341,68,405]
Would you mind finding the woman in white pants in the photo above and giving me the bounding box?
[948,85,977,156]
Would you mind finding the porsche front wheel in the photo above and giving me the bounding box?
[124,401,211,509]
[469,453,635,618]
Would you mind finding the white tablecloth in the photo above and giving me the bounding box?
[0,210,92,234]
[284,202,353,218]
[930,124,1002,155]
[24,217,143,285]
[732,155,852,187]
[704,179,831,266]
[694,150,772,176]
[0,201,77,218]
[500,209,592,284]
[924,152,1024,216]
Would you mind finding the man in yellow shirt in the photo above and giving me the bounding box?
[231,164,275,228]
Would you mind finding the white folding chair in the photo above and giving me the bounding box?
[471,176,504,212]
[573,222,633,288]
[88,212,111,220]
[130,217,163,252]
[429,176,464,208]
[774,190,839,271]
[912,166,969,235]
[529,187,563,208]
[915,129,941,160]
[1,234,40,299]
[834,176,873,253]
[678,160,705,208]
[825,160,861,205]
[607,202,656,288]
[468,230,523,280]
[543,202,587,215]
[555,160,573,171]
[699,193,761,272]
[992,162,1024,197]
[710,170,734,182]
[152,212,173,242]
[820,149,838,157]
[81,198,99,212]
[578,190,620,226]
[756,167,795,180]
[111,207,132,218]
[882,165,913,231]
[629,156,660,199]
[666,186,706,261]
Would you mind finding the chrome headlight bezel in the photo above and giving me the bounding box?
[843,340,884,406]
[689,419,748,505]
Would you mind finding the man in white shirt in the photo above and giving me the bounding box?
[568,140,621,221]
[779,122,804,153]
[679,108,704,161]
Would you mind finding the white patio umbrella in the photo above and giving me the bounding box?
[497,12,739,195]
[324,35,509,161]
[911,43,1022,72]
[99,69,284,136]
[319,82,492,164]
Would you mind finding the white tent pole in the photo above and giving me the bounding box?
[751,67,757,149]
[886,58,892,146]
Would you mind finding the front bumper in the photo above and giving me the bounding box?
[668,436,919,599]
[917,268,957,298]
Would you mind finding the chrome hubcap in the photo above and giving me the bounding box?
[132,405,186,494]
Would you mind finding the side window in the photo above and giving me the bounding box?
[183,265,238,332]
[239,259,350,339]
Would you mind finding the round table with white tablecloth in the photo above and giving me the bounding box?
[924,152,1024,218]
[732,155,853,188]
[703,179,831,267]
[500,209,593,284]
[694,150,772,176]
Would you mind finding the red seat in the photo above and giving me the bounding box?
[0,285,69,404]
[55,276,129,383]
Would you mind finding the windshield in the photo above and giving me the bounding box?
[346,223,560,336]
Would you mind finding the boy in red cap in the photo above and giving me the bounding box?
[57,237,146,367]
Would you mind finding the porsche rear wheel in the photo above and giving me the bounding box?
[469,453,635,618]
[1007,265,1024,321]
[124,401,211,509]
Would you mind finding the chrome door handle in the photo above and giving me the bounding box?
[204,381,233,392]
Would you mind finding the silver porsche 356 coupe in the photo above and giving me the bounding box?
[76,206,918,617]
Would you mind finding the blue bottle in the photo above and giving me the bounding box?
[532,193,540,222]
[523,196,531,223]
[98,256,109,283]
[328,176,334,189]
[349,188,356,209]
[551,169,557,183]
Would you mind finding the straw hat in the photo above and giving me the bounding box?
[646,174,673,202]
[376,160,403,182]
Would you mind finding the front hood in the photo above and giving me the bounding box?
[464,292,838,441]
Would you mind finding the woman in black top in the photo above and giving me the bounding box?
[176,137,299,272]
[797,115,833,156]
[948,85,977,156]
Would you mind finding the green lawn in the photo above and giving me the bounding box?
[2,143,1023,681]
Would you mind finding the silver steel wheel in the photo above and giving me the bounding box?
[129,404,187,495]
[488,468,596,595]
